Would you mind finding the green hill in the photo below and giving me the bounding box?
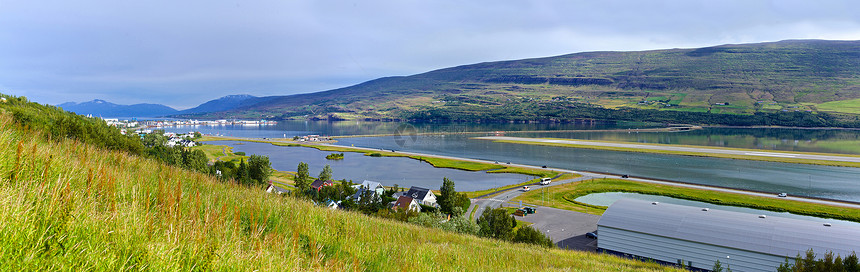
[0,95,676,270]
[189,39,860,126]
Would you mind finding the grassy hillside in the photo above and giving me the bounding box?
[185,40,860,126]
[0,102,675,270]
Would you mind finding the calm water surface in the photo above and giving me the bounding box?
[337,135,860,202]
[209,141,532,191]
[172,122,860,201]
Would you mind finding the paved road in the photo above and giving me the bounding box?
[468,176,590,222]
[310,142,860,210]
[478,136,860,163]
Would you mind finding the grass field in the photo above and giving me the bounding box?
[514,178,860,222]
[488,138,860,168]
[0,115,680,271]
[464,173,581,199]
[817,98,860,114]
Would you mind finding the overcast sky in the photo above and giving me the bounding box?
[1,0,859,109]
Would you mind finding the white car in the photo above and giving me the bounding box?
[540,178,552,185]
[778,193,788,197]
[522,186,531,191]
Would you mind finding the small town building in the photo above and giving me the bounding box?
[351,180,386,202]
[391,196,421,212]
[597,199,860,272]
[310,179,335,192]
[403,186,437,207]
[265,183,290,195]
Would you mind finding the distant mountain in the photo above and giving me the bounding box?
[190,39,860,127]
[57,99,178,118]
[177,94,259,115]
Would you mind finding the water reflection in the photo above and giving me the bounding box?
[208,141,532,191]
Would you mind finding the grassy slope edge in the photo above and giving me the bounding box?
[0,115,675,271]
[515,178,860,222]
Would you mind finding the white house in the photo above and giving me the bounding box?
[351,180,386,202]
[391,195,421,212]
[404,186,437,207]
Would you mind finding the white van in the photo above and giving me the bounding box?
[540,178,552,185]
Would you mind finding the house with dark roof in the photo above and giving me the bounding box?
[404,186,437,207]
[310,179,334,192]
[391,195,421,212]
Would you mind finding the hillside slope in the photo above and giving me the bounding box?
[177,94,260,115]
[0,97,675,270]
[57,99,178,117]
[192,40,860,126]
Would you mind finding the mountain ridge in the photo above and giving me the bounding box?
[184,39,860,126]
[57,99,178,118]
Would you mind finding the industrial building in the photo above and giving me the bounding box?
[597,199,860,272]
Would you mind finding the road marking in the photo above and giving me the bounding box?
[743,152,798,158]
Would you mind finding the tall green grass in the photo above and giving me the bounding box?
[0,115,676,271]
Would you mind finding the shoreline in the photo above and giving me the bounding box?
[199,135,860,209]
[478,136,860,168]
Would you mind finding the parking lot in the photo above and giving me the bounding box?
[513,205,600,251]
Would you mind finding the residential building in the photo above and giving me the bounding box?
[403,186,437,207]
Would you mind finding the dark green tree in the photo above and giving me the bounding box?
[477,207,516,240]
[236,159,250,185]
[318,164,333,181]
[295,162,310,194]
[438,177,457,215]
[248,155,272,186]
[182,149,208,173]
[512,226,554,248]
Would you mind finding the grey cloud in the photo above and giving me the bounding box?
[1,0,859,108]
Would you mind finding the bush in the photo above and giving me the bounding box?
[477,207,516,240]
[513,226,554,248]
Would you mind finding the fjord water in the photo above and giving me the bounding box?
[209,141,533,191]
[168,122,860,201]
[337,134,860,201]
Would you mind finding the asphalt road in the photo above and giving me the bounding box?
[478,136,860,163]
[313,141,860,209]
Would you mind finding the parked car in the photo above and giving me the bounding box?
[778,193,788,197]
[522,186,531,191]
[540,178,552,185]
[522,207,537,214]
[586,232,598,239]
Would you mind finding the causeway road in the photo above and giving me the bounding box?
[478,136,860,163]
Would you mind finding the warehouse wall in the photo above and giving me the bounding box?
[598,226,791,272]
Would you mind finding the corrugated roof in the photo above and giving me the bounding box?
[598,199,860,258]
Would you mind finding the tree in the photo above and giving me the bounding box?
[236,159,250,185]
[318,164,333,181]
[182,149,208,173]
[248,155,272,186]
[512,226,554,248]
[295,162,310,195]
[477,207,516,240]
[438,177,457,215]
